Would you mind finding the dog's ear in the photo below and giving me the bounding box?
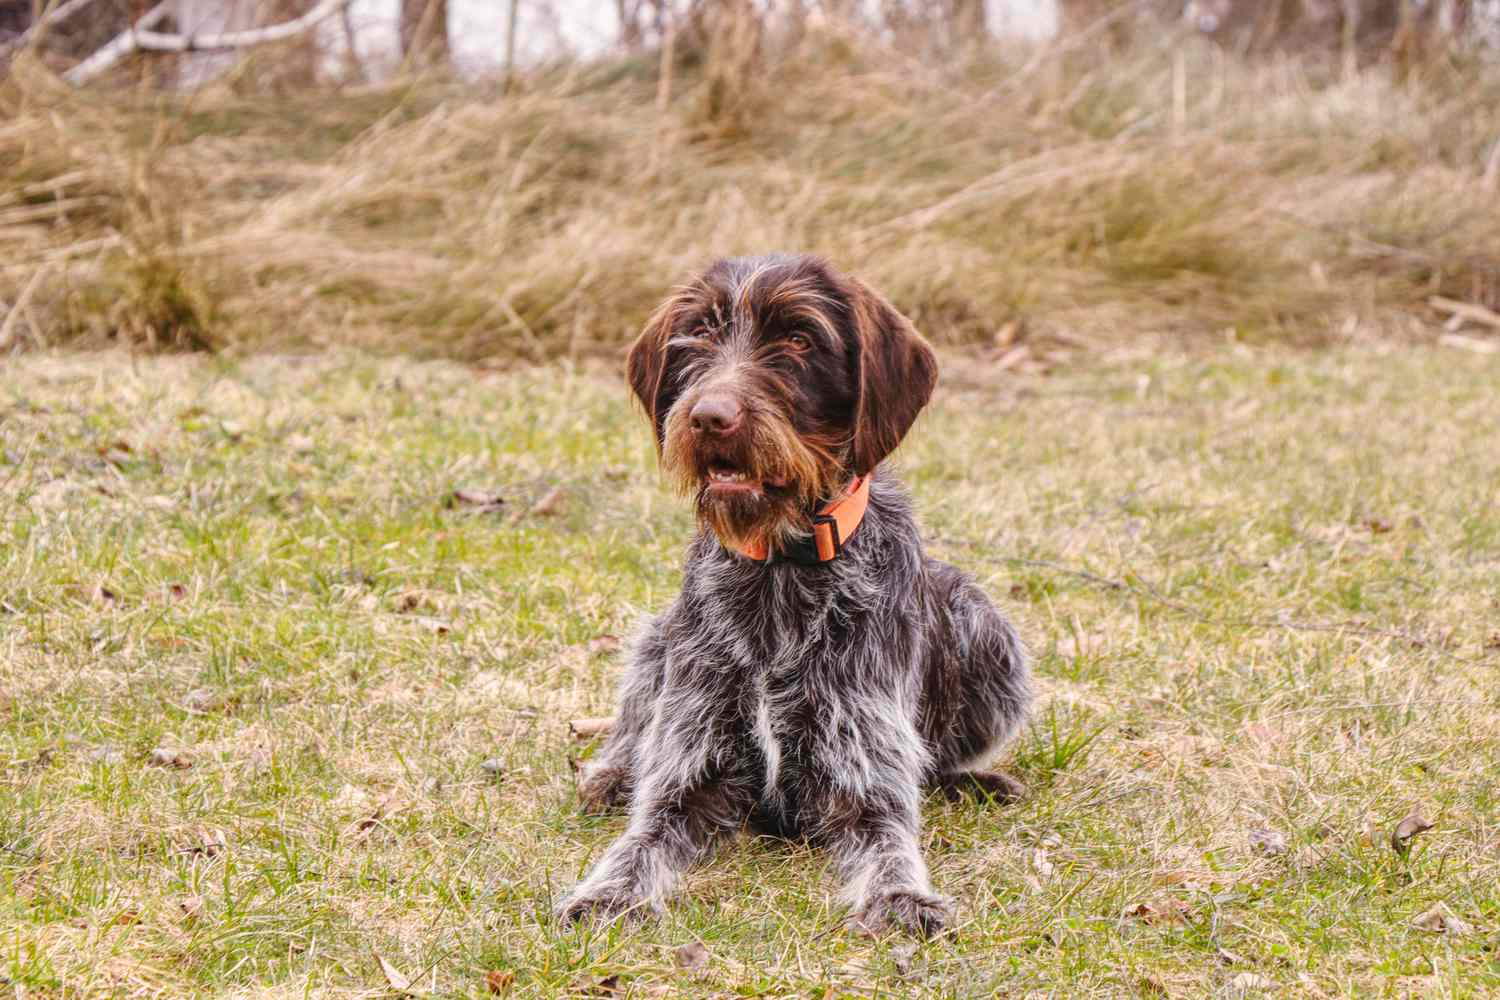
[626,297,679,448]
[847,279,938,476]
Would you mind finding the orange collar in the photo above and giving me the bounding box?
[733,476,870,564]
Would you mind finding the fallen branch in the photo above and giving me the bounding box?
[1430,295,1500,331]
[569,717,615,740]
[61,1,169,84]
[65,0,352,85]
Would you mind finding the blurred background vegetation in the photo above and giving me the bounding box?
[2,0,1499,364]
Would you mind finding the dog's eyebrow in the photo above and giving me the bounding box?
[757,277,842,348]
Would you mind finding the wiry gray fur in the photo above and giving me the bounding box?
[558,474,1031,936]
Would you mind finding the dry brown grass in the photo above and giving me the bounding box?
[2,20,1500,361]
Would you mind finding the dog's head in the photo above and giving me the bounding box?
[626,254,937,552]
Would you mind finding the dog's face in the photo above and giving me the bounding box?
[627,255,937,550]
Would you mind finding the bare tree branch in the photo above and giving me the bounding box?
[64,0,353,84]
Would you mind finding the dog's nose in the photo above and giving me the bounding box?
[689,393,743,437]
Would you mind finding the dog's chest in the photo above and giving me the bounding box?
[742,657,839,813]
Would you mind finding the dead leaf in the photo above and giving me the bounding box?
[113,908,140,926]
[580,975,619,996]
[449,487,505,513]
[286,433,315,454]
[182,687,222,714]
[530,486,567,517]
[165,582,188,602]
[1248,828,1288,856]
[147,747,192,769]
[1485,630,1500,651]
[1243,722,1282,749]
[1125,897,1192,926]
[1391,811,1434,855]
[485,969,514,994]
[994,344,1030,370]
[219,420,246,440]
[1153,869,1206,889]
[391,589,436,614]
[890,941,918,976]
[1226,972,1274,995]
[673,941,709,971]
[350,794,404,841]
[101,445,134,467]
[174,826,226,858]
[1364,517,1394,534]
[587,635,623,655]
[1412,902,1472,935]
[178,895,204,921]
[373,948,415,994]
[88,745,124,766]
[418,617,452,636]
[1216,946,1246,966]
[91,584,117,606]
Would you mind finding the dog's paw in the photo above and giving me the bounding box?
[849,890,953,938]
[939,769,1025,804]
[553,885,651,927]
[575,764,631,815]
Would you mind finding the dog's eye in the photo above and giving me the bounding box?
[784,333,811,352]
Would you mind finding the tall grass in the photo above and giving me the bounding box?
[2,18,1499,360]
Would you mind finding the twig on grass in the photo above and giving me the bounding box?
[569,717,615,739]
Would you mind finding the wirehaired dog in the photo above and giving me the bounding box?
[558,254,1031,937]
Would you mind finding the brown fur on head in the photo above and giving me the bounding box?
[626,254,938,555]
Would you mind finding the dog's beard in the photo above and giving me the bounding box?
[661,402,845,552]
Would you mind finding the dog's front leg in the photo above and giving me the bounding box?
[556,708,747,925]
[814,708,951,937]
[574,617,669,814]
[825,786,952,937]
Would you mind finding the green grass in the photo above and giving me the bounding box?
[2,348,1499,997]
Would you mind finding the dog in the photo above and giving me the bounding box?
[557,254,1031,937]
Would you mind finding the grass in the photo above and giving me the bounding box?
[3,22,1500,360]
[3,346,1499,997]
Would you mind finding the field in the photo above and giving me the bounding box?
[3,24,1500,361]
[3,346,1498,997]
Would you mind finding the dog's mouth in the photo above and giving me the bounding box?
[703,459,790,497]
